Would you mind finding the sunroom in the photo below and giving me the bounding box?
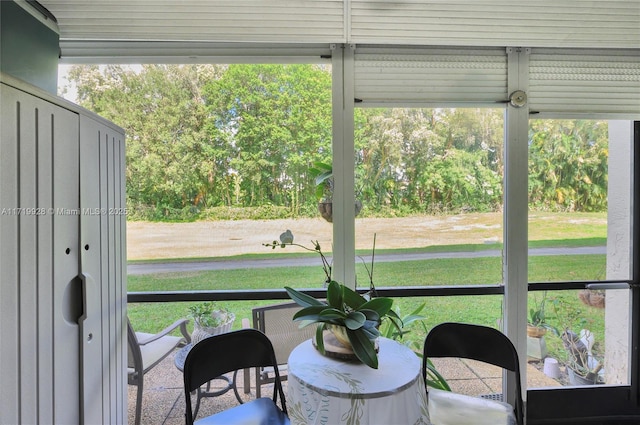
[1,1,639,424]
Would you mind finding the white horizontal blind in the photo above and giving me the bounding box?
[354,47,507,105]
[350,0,640,49]
[58,41,334,63]
[528,49,640,116]
[45,0,344,43]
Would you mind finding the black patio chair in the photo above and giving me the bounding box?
[422,322,524,425]
[183,328,289,425]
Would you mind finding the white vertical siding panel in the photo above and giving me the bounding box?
[529,49,640,116]
[36,105,55,423]
[1,84,79,425]
[107,131,127,423]
[80,115,126,424]
[89,126,129,425]
[86,121,128,424]
[0,85,21,425]
[79,115,105,425]
[51,100,80,425]
[2,74,125,425]
[98,134,113,423]
[32,99,66,423]
[107,138,117,420]
[354,47,507,104]
[116,135,127,425]
[18,96,38,425]
[351,0,640,48]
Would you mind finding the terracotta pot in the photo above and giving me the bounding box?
[527,324,547,338]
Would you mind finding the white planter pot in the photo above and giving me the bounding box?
[192,314,235,345]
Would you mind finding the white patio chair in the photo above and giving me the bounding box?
[127,317,191,425]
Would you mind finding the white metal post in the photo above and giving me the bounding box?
[605,120,634,385]
[331,44,357,288]
[504,46,530,407]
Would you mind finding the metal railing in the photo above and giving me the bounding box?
[127,285,505,304]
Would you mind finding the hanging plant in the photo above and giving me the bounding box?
[578,289,605,309]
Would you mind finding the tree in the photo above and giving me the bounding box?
[355,108,503,214]
[529,120,608,212]
[66,63,607,220]
[67,64,225,216]
[202,64,332,211]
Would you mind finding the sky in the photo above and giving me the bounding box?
[57,63,143,103]
[57,64,76,102]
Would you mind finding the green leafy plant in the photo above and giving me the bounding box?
[285,280,400,369]
[188,302,233,328]
[309,161,333,201]
[529,291,550,329]
[379,302,450,391]
[268,230,442,373]
[268,229,400,369]
[379,303,425,340]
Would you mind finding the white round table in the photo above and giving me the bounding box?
[287,337,431,425]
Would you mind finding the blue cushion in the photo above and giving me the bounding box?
[194,397,290,425]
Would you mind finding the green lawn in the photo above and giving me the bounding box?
[127,241,607,363]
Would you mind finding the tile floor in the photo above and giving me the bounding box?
[128,351,560,424]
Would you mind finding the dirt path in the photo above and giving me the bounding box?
[126,213,504,260]
[126,212,606,261]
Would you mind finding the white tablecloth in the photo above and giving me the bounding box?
[287,338,430,425]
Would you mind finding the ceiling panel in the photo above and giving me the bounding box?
[41,0,345,44]
[33,0,640,60]
[351,0,640,48]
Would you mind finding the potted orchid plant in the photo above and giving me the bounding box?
[265,230,401,369]
[285,280,399,369]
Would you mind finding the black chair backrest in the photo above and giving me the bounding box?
[422,322,524,425]
[183,328,287,420]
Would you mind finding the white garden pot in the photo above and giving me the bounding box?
[192,314,235,345]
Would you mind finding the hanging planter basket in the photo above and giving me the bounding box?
[318,202,334,222]
[578,289,605,309]
[317,200,363,223]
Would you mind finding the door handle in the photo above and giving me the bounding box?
[79,272,94,342]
